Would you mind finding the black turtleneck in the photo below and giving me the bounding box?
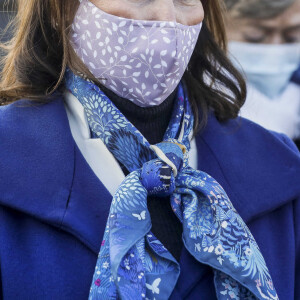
[100,85,177,144]
[99,85,184,261]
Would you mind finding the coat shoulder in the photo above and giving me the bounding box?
[0,97,67,143]
[202,114,300,159]
[197,114,300,222]
[0,97,73,177]
[0,99,35,138]
[0,97,75,212]
[242,116,299,153]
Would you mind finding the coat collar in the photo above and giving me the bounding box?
[0,97,112,254]
[1,96,300,254]
[0,98,74,227]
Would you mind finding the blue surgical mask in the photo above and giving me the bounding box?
[229,41,300,99]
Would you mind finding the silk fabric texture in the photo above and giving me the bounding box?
[71,0,202,107]
[65,70,278,300]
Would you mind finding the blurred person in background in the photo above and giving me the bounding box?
[225,0,300,148]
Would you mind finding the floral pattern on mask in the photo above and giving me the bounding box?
[71,0,202,107]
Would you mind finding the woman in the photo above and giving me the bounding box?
[0,0,299,299]
[225,0,300,147]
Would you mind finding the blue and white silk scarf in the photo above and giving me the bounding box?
[65,70,278,300]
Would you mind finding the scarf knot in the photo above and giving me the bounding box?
[65,69,279,300]
[141,140,185,197]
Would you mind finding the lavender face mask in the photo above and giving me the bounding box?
[71,0,202,107]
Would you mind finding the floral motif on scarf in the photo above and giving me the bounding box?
[65,69,278,300]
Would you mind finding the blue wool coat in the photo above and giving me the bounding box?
[0,96,300,300]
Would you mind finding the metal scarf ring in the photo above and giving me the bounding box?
[65,70,278,300]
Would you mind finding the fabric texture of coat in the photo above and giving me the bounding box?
[0,96,300,300]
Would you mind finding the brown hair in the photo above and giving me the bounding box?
[0,0,246,131]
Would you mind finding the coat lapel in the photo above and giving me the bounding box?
[0,98,74,227]
[0,97,113,254]
[61,142,113,253]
